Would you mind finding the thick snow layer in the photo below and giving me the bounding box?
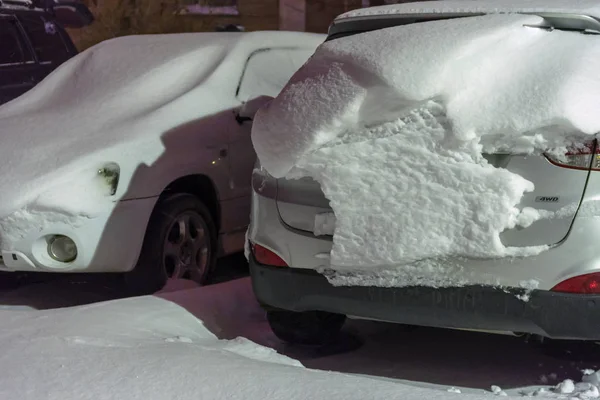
[0,31,322,250]
[0,32,240,213]
[1,277,598,399]
[252,14,600,271]
[0,281,565,400]
[314,211,336,236]
[337,0,600,20]
[523,371,600,399]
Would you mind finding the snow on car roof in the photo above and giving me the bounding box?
[0,31,323,224]
[336,0,600,21]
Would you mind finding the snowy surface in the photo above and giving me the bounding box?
[314,211,336,236]
[0,292,306,400]
[1,276,600,399]
[337,0,600,20]
[0,33,241,217]
[252,13,600,272]
[0,31,322,250]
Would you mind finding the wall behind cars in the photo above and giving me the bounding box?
[67,0,432,51]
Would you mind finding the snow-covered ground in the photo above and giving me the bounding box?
[0,268,598,399]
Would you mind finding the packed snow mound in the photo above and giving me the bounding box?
[0,31,323,224]
[337,0,600,21]
[0,33,235,220]
[254,14,600,177]
[0,287,533,400]
[522,370,600,399]
[252,14,600,269]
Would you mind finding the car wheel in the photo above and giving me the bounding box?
[124,193,217,295]
[267,310,346,345]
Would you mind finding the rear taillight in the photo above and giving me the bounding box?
[551,272,600,294]
[545,140,600,171]
[252,244,288,267]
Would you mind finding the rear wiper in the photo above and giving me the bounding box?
[523,24,600,35]
[523,23,554,31]
[583,28,600,35]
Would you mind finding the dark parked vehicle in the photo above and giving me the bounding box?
[0,0,93,105]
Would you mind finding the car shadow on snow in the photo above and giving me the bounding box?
[85,107,246,288]
[0,103,252,305]
[0,104,253,309]
[0,268,598,392]
[0,252,248,310]
[300,321,600,392]
[159,277,600,393]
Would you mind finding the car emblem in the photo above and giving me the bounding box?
[535,196,559,203]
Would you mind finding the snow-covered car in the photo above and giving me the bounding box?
[248,1,600,345]
[0,31,324,293]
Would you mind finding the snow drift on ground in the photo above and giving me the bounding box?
[2,278,598,400]
[0,31,322,250]
[252,13,600,271]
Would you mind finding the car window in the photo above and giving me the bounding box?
[0,17,30,66]
[20,14,70,64]
[237,48,315,101]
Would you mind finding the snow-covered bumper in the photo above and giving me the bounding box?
[248,173,600,340]
[0,197,156,273]
[250,259,600,340]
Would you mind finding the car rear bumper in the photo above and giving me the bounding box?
[250,257,600,340]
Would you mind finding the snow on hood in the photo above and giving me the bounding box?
[0,32,321,222]
[251,14,600,272]
[336,0,600,20]
[0,33,234,221]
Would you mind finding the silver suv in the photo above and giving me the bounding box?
[248,3,600,345]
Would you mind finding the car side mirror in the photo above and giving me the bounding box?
[235,95,273,125]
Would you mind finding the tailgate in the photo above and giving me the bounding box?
[276,151,592,247]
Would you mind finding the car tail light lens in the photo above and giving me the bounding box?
[252,244,288,267]
[545,140,600,171]
[551,272,600,294]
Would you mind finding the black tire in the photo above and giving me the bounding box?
[124,193,217,295]
[267,310,346,345]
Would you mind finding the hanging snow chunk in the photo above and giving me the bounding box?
[252,14,600,270]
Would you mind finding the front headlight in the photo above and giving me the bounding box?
[97,162,120,196]
[48,235,78,263]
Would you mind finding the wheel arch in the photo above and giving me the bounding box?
[160,174,221,233]
[124,175,221,293]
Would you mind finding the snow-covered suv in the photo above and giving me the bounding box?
[248,1,600,345]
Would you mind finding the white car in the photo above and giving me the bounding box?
[0,31,324,293]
